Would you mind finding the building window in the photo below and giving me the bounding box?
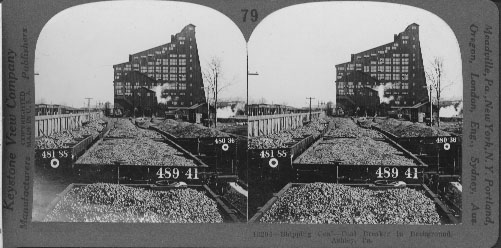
[402,82,409,89]
[385,66,391,72]
[355,64,362,71]
[347,64,354,70]
[402,74,409,80]
[170,59,177,65]
[363,66,370,72]
[179,67,186,73]
[338,89,345,95]
[169,67,177,73]
[393,74,400,80]
[179,83,187,90]
[155,67,161,73]
[402,66,409,73]
[115,88,123,95]
[402,53,409,57]
[348,88,354,95]
[402,58,409,65]
[393,58,400,64]
[148,67,154,73]
[371,73,377,78]
[385,58,391,64]
[393,66,400,72]
[402,40,408,44]
[395,101,400,105]
[385,74,391,80]
[179,54,186,58]
[377,74,384,80]
[170,74,177,81]
[179,74,186,81]
[179,59,186,65]
[378,66,384,72]
[163,74,168,80]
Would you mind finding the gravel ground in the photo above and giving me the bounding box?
[260,183,441,224]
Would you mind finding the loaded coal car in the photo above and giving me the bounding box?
[368,117,461,176]
[42,183,240,223]
[150,118,240,174]
[292,135,427,184]
[249,182,458,225]
[35,119,110,171]
[74,135,209,184]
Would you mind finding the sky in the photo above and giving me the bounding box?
[35,1,463,109]
[248,2,463,108]
[35,1,247,108]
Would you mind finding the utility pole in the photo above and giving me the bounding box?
[215,72,218,128]
[306,97,315,120]
[85,98,93,120]
[246,44,259,116]
[428,85,433,126]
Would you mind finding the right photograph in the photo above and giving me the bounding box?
[247,2,462,224]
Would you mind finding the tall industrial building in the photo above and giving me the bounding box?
[335,23,429,115]
[113,24,206,116]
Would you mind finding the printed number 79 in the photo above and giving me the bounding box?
[242,9,258,22]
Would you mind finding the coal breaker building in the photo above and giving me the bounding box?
[113,24,206,117]
[335,23,429,116]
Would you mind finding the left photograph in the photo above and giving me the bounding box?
[33,1,248,223]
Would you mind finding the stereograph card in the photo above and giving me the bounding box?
[2,0,499,247]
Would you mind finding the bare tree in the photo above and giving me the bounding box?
[202,57,233,127]
[425,57,445,127]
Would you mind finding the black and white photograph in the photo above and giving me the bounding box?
[2,0,499,246]
[32,1,248,223]
[247,2,463,224]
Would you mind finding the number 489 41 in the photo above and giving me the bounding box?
[376,167,418,179]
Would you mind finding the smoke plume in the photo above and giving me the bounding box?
[377,83,394,104]
[153,83,172,104]
[440,101,463,117]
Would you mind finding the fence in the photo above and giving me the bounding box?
[248,111,322,137]
[35,112,103,137]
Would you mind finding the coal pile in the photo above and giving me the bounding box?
[78,138,198,166]
[260,183,441,224]
[295,137,417,166]
[44,183,223,223]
